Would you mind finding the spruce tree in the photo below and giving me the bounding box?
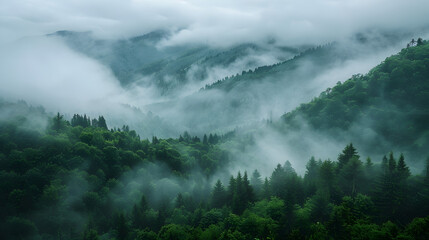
[211,180,227,208]
[98,116,108,129]
[338,143,359,170]
[250,169,263,199]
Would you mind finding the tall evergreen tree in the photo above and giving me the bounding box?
[211,180,227,208]
[339,156,364,197]
[227,176,236,206]
[262,177,271,200]
[97,116,108,129]
[337,143,359,170]
[396,154,411,223]
[270,164,286,199]
[232,172,245,214]
[250,169,263,199]
[52,112,65,132]
[203,134,208,145]
[374,153,400,223]
[397,153,410,180]
[304,156,320,196]
[243,171,255,204]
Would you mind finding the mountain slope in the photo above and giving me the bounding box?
[281,39,429,159]
[146,40,401,134]
[50,31,296,94]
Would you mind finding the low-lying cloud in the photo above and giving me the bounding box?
[1,0,429,47]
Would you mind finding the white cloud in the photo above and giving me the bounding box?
[1,0,428,46]
[0,36,129,113]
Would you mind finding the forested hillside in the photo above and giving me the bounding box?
[1,111,429,239]
[282,39,429,161]
[2,36,429,240]
[51,31,295,94]
[3,0,429,239]
[145,40,388,134]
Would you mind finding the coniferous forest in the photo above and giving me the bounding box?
[1,40,429,239]
[1,110,429,239]
[2,2,429,239]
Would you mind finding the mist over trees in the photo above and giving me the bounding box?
[1,1,429,238]
[281,39,429,162]
[1,113,429,239]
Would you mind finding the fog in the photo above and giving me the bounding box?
[1,1,428,135]
[2,2,429,239]
[2,0,429,47]
[144,37,410,135]
[0,37,129,113]
[0,0,428,198]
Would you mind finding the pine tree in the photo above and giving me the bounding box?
[250,169,263,199]
[339,156,364,197]
[227,176,236,206]
[211,180,227,208]
[319,160,336,199]
[304,157,320,196]
[98,116,108,129]
[396,154,411,223]
[374,153,400,223]
[232,172,244,214]
[262,177,271,199]
[338,143,359,170]
[183,131,191,142]
[270,164,286,199]
[52,112,66,132]
[91,118,98,128]
[243,171,255,204]
[203,134,208,145]
[397,153,410,180]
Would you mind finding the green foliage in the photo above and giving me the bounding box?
[1,115,428,239]
[2,40,429,239]
[282,40,429,157]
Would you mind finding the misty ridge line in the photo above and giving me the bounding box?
[200,43,334,92]
[1,1,429,238]
[0,28,414,133]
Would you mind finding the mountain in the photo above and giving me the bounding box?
[280,39,429,161]
[145,37,405,135]
[49,30,297,95]
[1,37,429,240]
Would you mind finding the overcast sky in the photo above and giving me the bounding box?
[1,0,429,119]
[1,0,429,46]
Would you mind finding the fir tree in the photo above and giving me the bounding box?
[211,180,227,208]
[337,143,359,170]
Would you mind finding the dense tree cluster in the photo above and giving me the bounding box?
[283,39,429,156]
[2,40,429,239]
[1,113,429,239]
[203,44,337,91]
[0,114,230,239]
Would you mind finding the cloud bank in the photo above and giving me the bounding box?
[1,0,429,46]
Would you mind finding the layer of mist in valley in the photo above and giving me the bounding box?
[2,2,429,239]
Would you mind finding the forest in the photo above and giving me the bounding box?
[1,109,429,239]
[2,21,429,240]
